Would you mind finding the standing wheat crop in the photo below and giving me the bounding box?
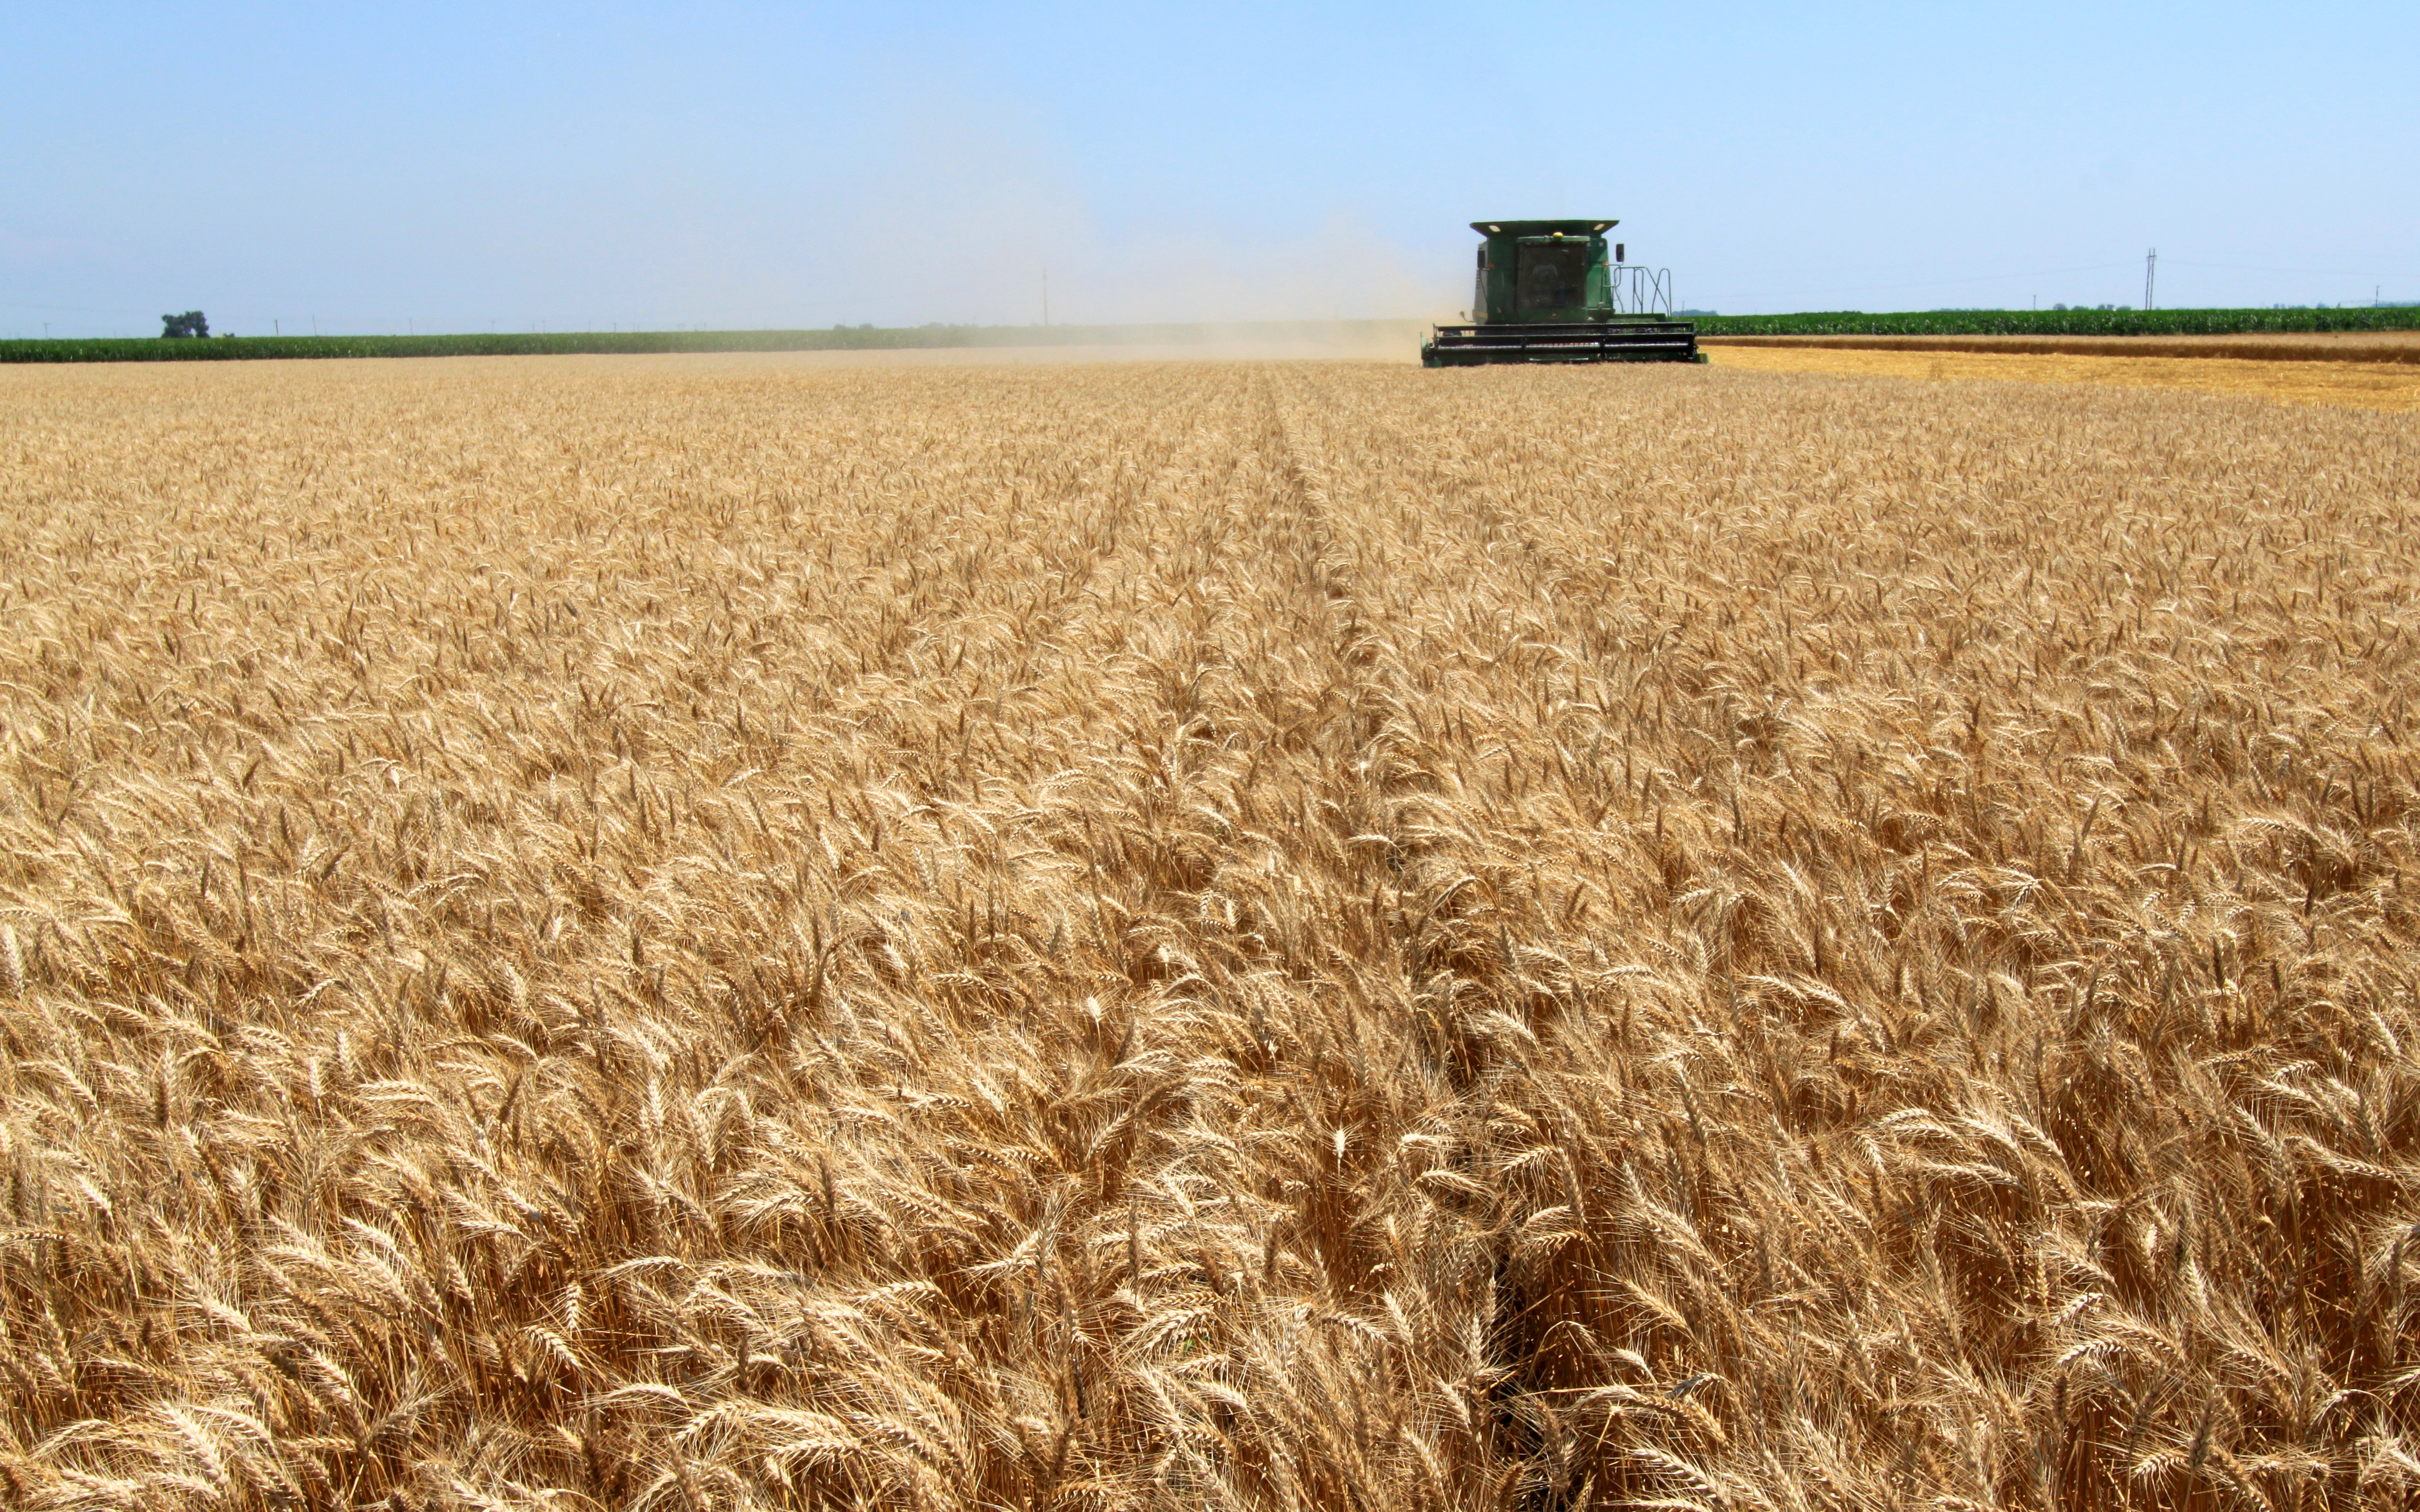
[0,352,2414,1509]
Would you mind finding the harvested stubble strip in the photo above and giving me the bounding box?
[1703,330,2420,363]
[1705,339,2420,411]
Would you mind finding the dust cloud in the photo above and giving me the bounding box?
[726,87,1466,336]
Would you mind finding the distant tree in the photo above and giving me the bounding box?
[160,310,209,338]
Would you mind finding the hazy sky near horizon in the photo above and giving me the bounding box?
[5,2,2414,337]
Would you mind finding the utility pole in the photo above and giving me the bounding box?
[2144,248,2157,310]
[1043,268,1050,327]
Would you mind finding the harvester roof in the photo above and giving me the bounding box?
[1468,219,1616,236]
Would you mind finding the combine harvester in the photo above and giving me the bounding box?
[1422,219,1702,366]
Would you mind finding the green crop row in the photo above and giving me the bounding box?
[0,328,1049,363]
[1689,306,2420,337]
[0,320,1421,364]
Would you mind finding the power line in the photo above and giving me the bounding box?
[2165,259,2419,279]
[0,299,160,317]
[1724,262,2137,306]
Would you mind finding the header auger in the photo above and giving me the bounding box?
[1421,219,1702,366]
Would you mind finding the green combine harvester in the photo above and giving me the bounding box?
[1422,219,1702,366]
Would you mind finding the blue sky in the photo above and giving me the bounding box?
[4,2,2414,335]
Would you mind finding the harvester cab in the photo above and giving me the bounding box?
[1421,219,1702,366]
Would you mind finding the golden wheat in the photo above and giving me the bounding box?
[0,351,2415,1510]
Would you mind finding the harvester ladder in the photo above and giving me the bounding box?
[1609,266,1674,316]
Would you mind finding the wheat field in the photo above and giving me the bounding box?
[2,354,2417,1510]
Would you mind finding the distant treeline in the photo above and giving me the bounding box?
[0,321,1417,364]
[1691,306,2420,337]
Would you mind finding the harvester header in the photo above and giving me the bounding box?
[1422,218,1701,366]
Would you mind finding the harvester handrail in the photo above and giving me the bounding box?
[1608,266,1674,316]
